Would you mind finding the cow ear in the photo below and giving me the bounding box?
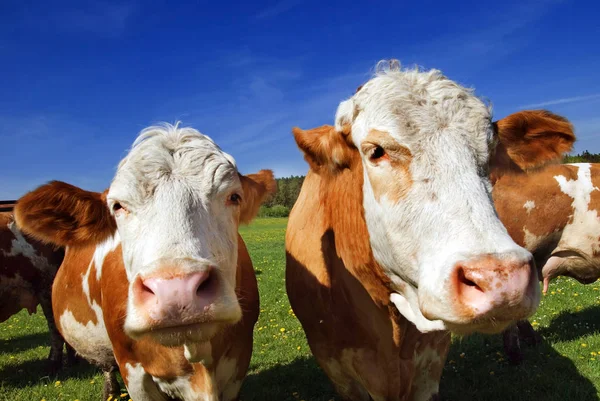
[238,170,277,224]
[14,181,116,247]
[490,110,575,181]
[292,125,356,172]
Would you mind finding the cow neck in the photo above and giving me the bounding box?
[318,153,395,310]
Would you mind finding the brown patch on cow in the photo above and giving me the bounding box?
[493,164,575,262]
[238,170,277,224]
[53,245,100,327]
[362,129,413,203]
[15,181,116,247]
[292,125,356,172]
[490,110,575,183]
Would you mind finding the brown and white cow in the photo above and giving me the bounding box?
[493,161,600,363]
[286,61,575,401]
[0,207,73,373]
[15,124,276,400]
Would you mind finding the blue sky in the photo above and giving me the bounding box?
[1,0,599,198]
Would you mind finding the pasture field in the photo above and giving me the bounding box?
[1,217,600,400]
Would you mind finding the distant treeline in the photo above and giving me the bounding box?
[258,151,600,218]
[563,151,600,164]
[258,176,304,218]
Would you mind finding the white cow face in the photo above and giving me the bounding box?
[105,125,256,345]
[332,62,544,333]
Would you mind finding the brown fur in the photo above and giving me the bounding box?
[14,181,116,247]
[239,170,277,224]
[490,110,575,183]
[292,125,355,172]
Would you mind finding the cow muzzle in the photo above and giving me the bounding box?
[417,251,540,334]
[126,262,242,345]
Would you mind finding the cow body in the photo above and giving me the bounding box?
[15,124,275,400]
[286,61,574,401]
[493,162,600,363]
[494,163,600,287]
[0,211,70,372]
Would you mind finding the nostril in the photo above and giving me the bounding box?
[196,272,212,295]
[141,281,156,296]
[192,270,216,297]
[457,267,483,292]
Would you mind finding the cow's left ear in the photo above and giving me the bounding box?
[490,110,575,182]
[238,170,277,224]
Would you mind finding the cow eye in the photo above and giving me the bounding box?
[112,202,128,215]
[228,193,242,205]
[370,146,386,161]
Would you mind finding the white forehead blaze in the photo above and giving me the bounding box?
[337,64,494,165]
[106,124,242,279]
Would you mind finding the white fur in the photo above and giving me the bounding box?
[336,60,536,327]
[412,344,444,401]
[3,221,56,273]
[125,363,169,401]
[92,232,120,281]
[58,309,114,366]
[523,200,536,214]
[390,292,445,333]
[216,357,242,401]
[555,163,600,254]
[154,375,212,401]
[104,123,243,341]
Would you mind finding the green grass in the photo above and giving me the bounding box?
[1,217,600,400]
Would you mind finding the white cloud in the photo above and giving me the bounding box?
[253,0,301,20]
[519,93,600,109]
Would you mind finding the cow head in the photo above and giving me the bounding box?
[293,61,574,334]
[15,124,275,347]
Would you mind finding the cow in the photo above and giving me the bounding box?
[14,124,276,401]
[286,61,575,401]
[1,205,74,373]
[493,161,600,363]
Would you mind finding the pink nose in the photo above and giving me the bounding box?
[133,270,217,322]
[453,255,539,320]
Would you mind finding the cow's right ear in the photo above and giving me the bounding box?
[14,181,116,247]
[292,125,357,172]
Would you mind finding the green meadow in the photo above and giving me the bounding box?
[1,218,599,400]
